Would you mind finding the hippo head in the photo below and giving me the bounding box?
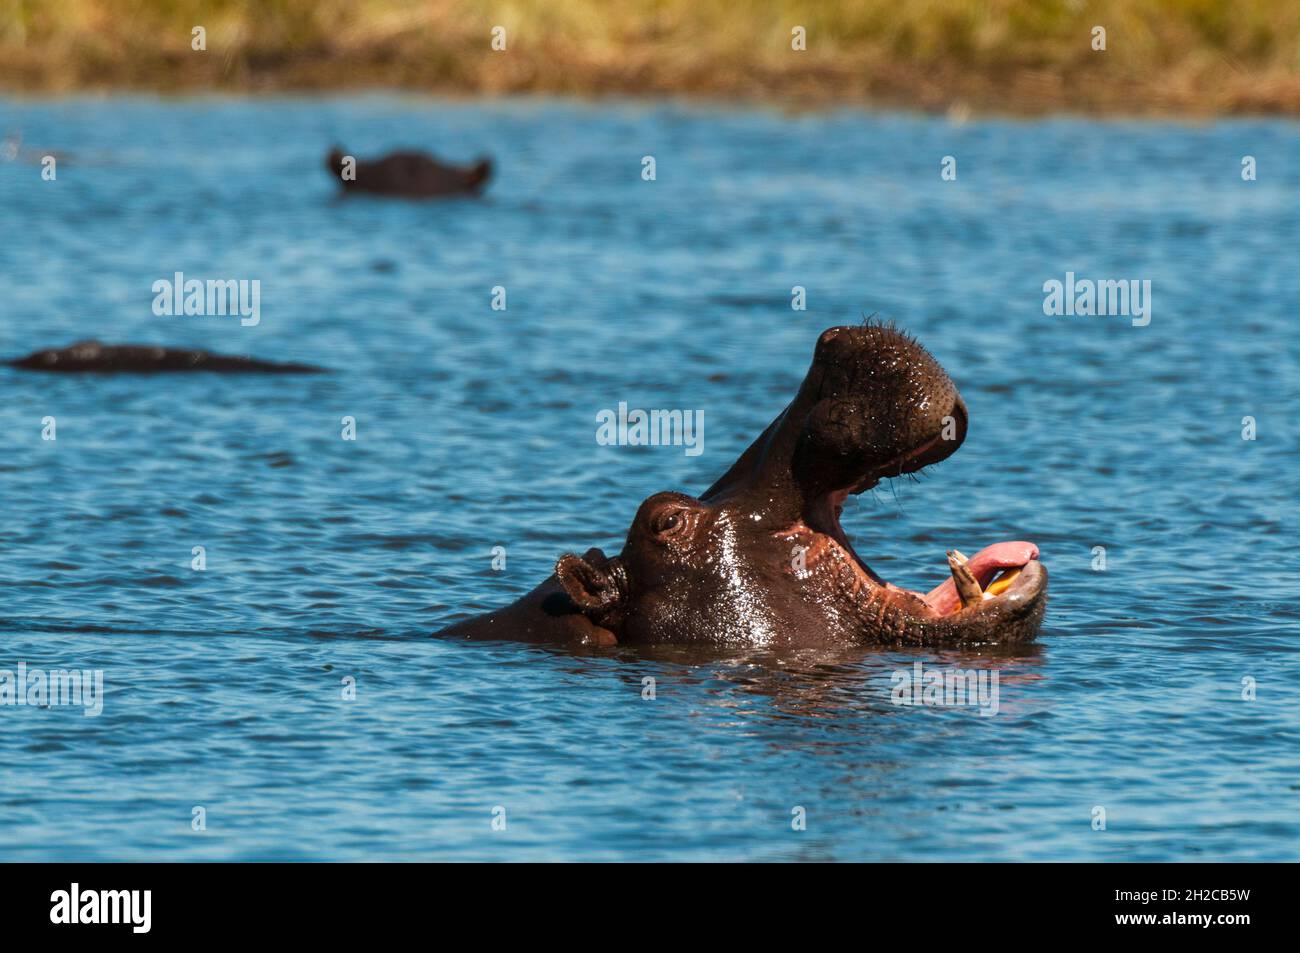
[554,325,1047,647]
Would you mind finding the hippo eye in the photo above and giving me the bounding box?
[653,511,679,533]
[649,506,689,540]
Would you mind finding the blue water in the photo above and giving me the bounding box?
[0,95,1296,861]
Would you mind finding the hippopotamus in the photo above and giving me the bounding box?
[439,325,1047,648]
[325,146,492,198]
[7,341,325,373]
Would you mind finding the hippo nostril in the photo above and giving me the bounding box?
[814,325,861,361]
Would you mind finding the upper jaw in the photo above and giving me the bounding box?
[892,396,967,474]
[702,333,967,513]
[830,397,969,497]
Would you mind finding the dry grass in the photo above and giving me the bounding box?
[3,0,1300,114]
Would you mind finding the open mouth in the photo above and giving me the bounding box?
[803,420,1042,621]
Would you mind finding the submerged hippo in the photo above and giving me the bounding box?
[325,147,492,198]
[439,325,1047,648]
[8,341,325,373]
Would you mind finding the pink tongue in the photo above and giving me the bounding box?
[923,541,1038,616]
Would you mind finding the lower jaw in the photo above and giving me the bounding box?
[835,536,1039,620]
[804,498,1040,622]
[915,541,1040,616]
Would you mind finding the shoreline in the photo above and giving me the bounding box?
[7,72,1300,119]
[4,0,1300,118]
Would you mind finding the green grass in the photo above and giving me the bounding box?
[3,0,1300,113]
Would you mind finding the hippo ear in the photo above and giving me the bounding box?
[556,552,623,614]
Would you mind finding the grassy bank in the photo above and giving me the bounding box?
[3,0,1300,114]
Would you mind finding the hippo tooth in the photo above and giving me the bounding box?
[946,550,984,608]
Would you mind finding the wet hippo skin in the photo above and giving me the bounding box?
[325,146,492,198]
[8,341,326,373]
[438,324,1047,648]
